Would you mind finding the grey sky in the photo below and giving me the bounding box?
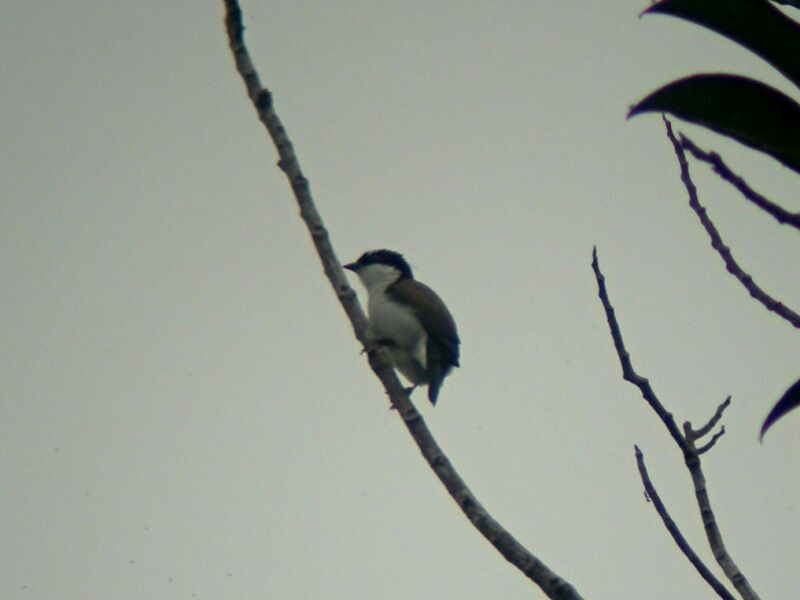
[2,2,798,599]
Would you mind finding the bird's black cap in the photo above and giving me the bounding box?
[344,249,414,279]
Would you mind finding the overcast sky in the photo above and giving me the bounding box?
[2,2,798,599]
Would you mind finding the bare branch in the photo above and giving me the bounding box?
[685,398,729,454]
[591,248,689,451]
[679,135,800,230]
[683,427,761,600]
[695,427,725,455]
[771,0,800,9]
[663,117,800,329]
[634,447,736,600]
[688,396,731,439]
[223,2,584,598]
[593,249,760,600]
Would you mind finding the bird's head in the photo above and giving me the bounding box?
[344,249,413,290]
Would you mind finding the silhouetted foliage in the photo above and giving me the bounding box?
[630,0,799,437]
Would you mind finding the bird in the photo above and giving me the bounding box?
[344,249,460,405]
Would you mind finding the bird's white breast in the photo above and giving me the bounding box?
[368,289,426,350]
[353,262,429,383]
[367,286,428,384]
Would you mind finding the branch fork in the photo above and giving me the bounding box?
[593,248,760,600]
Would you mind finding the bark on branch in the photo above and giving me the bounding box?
[678,135,800,230]
[663,118,800,329]
[634,446,736,600]
[223,2,583,598]
[592,248,760,600]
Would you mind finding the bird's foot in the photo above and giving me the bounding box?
[361,336,397,355]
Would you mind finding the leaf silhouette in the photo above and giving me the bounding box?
[760,377,800,440]
[629,74,800,175]
[645,0,800,90]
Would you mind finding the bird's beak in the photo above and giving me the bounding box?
[343,262,358,272]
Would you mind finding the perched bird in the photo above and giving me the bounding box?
[344,249,460,405]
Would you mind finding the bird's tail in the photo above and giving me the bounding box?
[427,376,442,405]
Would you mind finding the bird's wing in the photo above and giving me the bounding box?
[387,279,460,368]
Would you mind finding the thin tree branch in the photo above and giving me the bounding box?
[688,397,731,439]
[663,117,800,329]
[682,419,760,600]
[223,2,584,598]
[592,248,761,600]
[634,446,736,600]
[695,427,725,455]
[679,135,800,230]
[591,248,689,452]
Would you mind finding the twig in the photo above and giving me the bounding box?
[592,248,761,600]
[686,399,729,456]
[663,117,800,329]
[679,135,800,230]
[687,397,731,439]
[695,428,725,455]
[591,248,688,452]
[634,447,736,600]
[223,2,584,598]
[683,415,759,600]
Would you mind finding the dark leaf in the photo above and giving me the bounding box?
[645,0,800,90]
[760,377,800,440]
[629,74,800,175]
